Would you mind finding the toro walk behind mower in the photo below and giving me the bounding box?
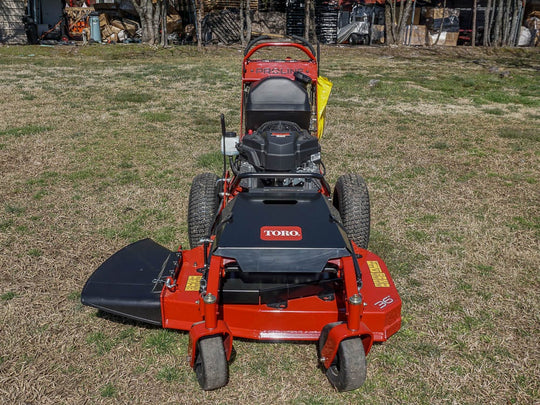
[82,36,401,391]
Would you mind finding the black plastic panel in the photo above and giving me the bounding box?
[220,272,340,305]
[81,239,176,325]
[213,191,350,273]
[245,77,311,130]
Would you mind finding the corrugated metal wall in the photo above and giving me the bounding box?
[0,0,27,44]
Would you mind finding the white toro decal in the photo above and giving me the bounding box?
[260,226,302,241]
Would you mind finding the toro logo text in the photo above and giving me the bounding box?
[260,226,302,241]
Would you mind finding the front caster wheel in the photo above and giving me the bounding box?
[194,335,229,390]
[319,325,367,392]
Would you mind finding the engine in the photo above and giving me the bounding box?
[235,121,322,189]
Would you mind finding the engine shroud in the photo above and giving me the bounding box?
[239,121,320,172]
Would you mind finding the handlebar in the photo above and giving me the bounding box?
[243,35,318,60]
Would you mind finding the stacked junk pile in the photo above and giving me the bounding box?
[63,0,187,44]
[63,0,143,44]
[202,0,286,44]
[18,0,540,46]
[200,1,462,46]
[424,7,460,46]
[316,0,339,44]
[197,0,540,47]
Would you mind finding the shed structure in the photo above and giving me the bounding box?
[0,0,27,44]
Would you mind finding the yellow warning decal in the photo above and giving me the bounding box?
[185,275,202,291]
[367,261,390,288]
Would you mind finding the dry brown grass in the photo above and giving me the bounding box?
[0,44,538,404]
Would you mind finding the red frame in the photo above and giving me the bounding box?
[161,243,401,367]
[240,40,319,138]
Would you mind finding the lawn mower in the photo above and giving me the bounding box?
[81,36,401,391]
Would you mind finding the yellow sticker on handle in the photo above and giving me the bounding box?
[367,261,390,288]
[185,275,202,291]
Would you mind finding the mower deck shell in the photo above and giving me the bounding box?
[161,244,401,344]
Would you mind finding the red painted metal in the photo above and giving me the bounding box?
[188,321,233,367]
[161,244,401,348]
[320,322,373,370]
[346,295,363,332]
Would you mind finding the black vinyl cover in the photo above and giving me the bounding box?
[213,190,351,273]
[245,77,311,130]
[81,239,177,325]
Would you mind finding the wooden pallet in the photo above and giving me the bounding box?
[65,7,95,36]
[203,0,258,11]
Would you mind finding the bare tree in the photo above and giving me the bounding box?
[396,0,413,45]
[196,0,204,50]
[384,0,397,45]
[305,0,311,41]
[303,0,316,42]
[509,0,520,45]
[131,0,166,45]
[433,0,446,46]
[240,0,252,46]
[472,0,477,46]
[240,0,245,46]
[384,0,413,45]
[484,0,492,46]
[160,0,167,46]
[482,0,524,47]
[502,0,511,45]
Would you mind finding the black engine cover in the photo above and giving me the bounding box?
[239,121,320,172]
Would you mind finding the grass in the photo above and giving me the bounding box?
[0,43,538,404]
[0,125,51,137]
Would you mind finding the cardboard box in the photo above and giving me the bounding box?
[403,25,426,46]
[99,12,109,28]
[424,7,459,20]
[411,8,421,25]
[427,31,458,46]
[166,15,183,34]
[371,24,385,44]
[111,19,138,36]
[101,24,121,38]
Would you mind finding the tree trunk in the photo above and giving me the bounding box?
[509,0,520,46]
[240,0,251,46]
[433,0,446,46]
[131,0,163,45]
[304,0,310,41]
[245,0,251,44]
[472,0,477,46]
[493,0,504,46]
[396,0,413,45]
[502,0,511,46]
[484,0,492,46]
[240,0,245,46]
[196,0,204,49]
[384,1,397,45]
[161,0,167,47]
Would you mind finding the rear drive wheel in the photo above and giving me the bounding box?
[188,173,220,248]
[194,335,229,390]
[320,332,367,392]
[333,174,370,249]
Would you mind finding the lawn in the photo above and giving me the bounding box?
[0,43,538,404]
